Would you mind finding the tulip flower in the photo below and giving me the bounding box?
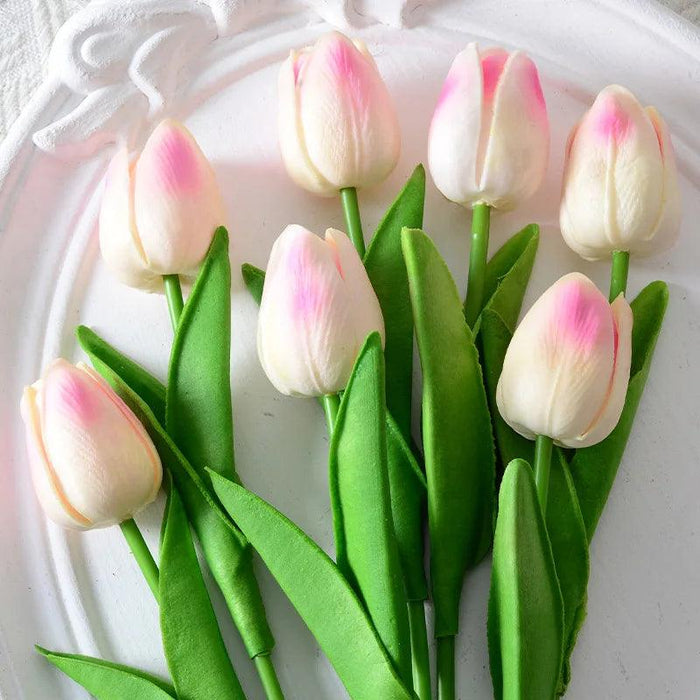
[20,359,162,530]
[278,31,400,198]
[428,43,549,211]
[560,85,681,264]
[497,272,632,450]
[257,224,385,398]
[99,119,225,292]
[428,43,549,326]
[279,31,401,258]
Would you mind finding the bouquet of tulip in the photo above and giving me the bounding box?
[19,30,678,700]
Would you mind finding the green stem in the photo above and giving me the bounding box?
[408,600,431,700]
[119,518,160,600]
[436,635,455,700]
[340,187,365,257]
[322,393,341,437]
[533,435,554,511]
[254,654,285,700]
[464,203,491,327]
[609,250,630,301]
[163,274,184,328]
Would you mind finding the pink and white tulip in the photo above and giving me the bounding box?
[257,225,385,396]
[496,273,632,448]
[278,31,400,196]
[560,85,681,260]
[20,360,162,530]
[428,43,549,210]
[100,119,225,290]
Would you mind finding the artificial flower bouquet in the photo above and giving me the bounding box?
[20,30,678,700]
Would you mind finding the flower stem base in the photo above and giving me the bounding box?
[119,518,160,600]
[464,203,491,327]
[322,393,341,437]
[436,635,456,700]
[609,250,630,301]
[254,654,285,700]
[163,274,184,328]
[533,435,553,511]
[408,600,431,700]
[340,187,366,258]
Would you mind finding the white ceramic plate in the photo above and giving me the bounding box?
[1,1,699,697]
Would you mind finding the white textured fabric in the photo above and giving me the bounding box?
[0,0,696,140]
[0,0,89,138]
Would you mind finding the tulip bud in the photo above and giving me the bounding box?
[278,31,400,196]
[99,119,225,290]
[428,43,549,210]
[560,85,681,260]
[496,273,632,448]
[20,360,162,529]
[257,225,385,396]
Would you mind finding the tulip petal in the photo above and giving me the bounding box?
[278,48,334,195]
[326,227,385,347]
[296,32,400,192]
[560,85,664,260]
[497,273,617,445]
[257,225,384,397]
[134,119,225,276]
[21,384,92,529]
[569,294,633,447]
[429,45,548,210]
[30,360,162,529]
[480,51,549,209]
[630,107,681,257]
[99,147,160,291]
[428,43,483,206]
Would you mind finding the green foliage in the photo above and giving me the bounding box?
[167,227,237,481]
[329,333,412,687]
[363,164,425,439]
[159,484,245,699]
[488,459,563,700]
[402,227,495,637]
[210,474,414,700]
[36,648,175,699]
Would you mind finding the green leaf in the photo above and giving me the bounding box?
[402,227,495,637]
[329,332,412,687]
[363,164,425,439]
[386,410,428,601]
[476,226,539,479]
[167,227,236,481]
[209,474,414,700]
[241,262,265,303]
[76,326,166,424]
[36,647,175,699]
[488,459,564,700]
[160,483,245,700]
[479,308,534,478]
[570,281,669,540]
[478,224,539,334]
[82,360,273,659]
[241,260,428,602]
[546,451,589,696]
[363,169,429,607]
